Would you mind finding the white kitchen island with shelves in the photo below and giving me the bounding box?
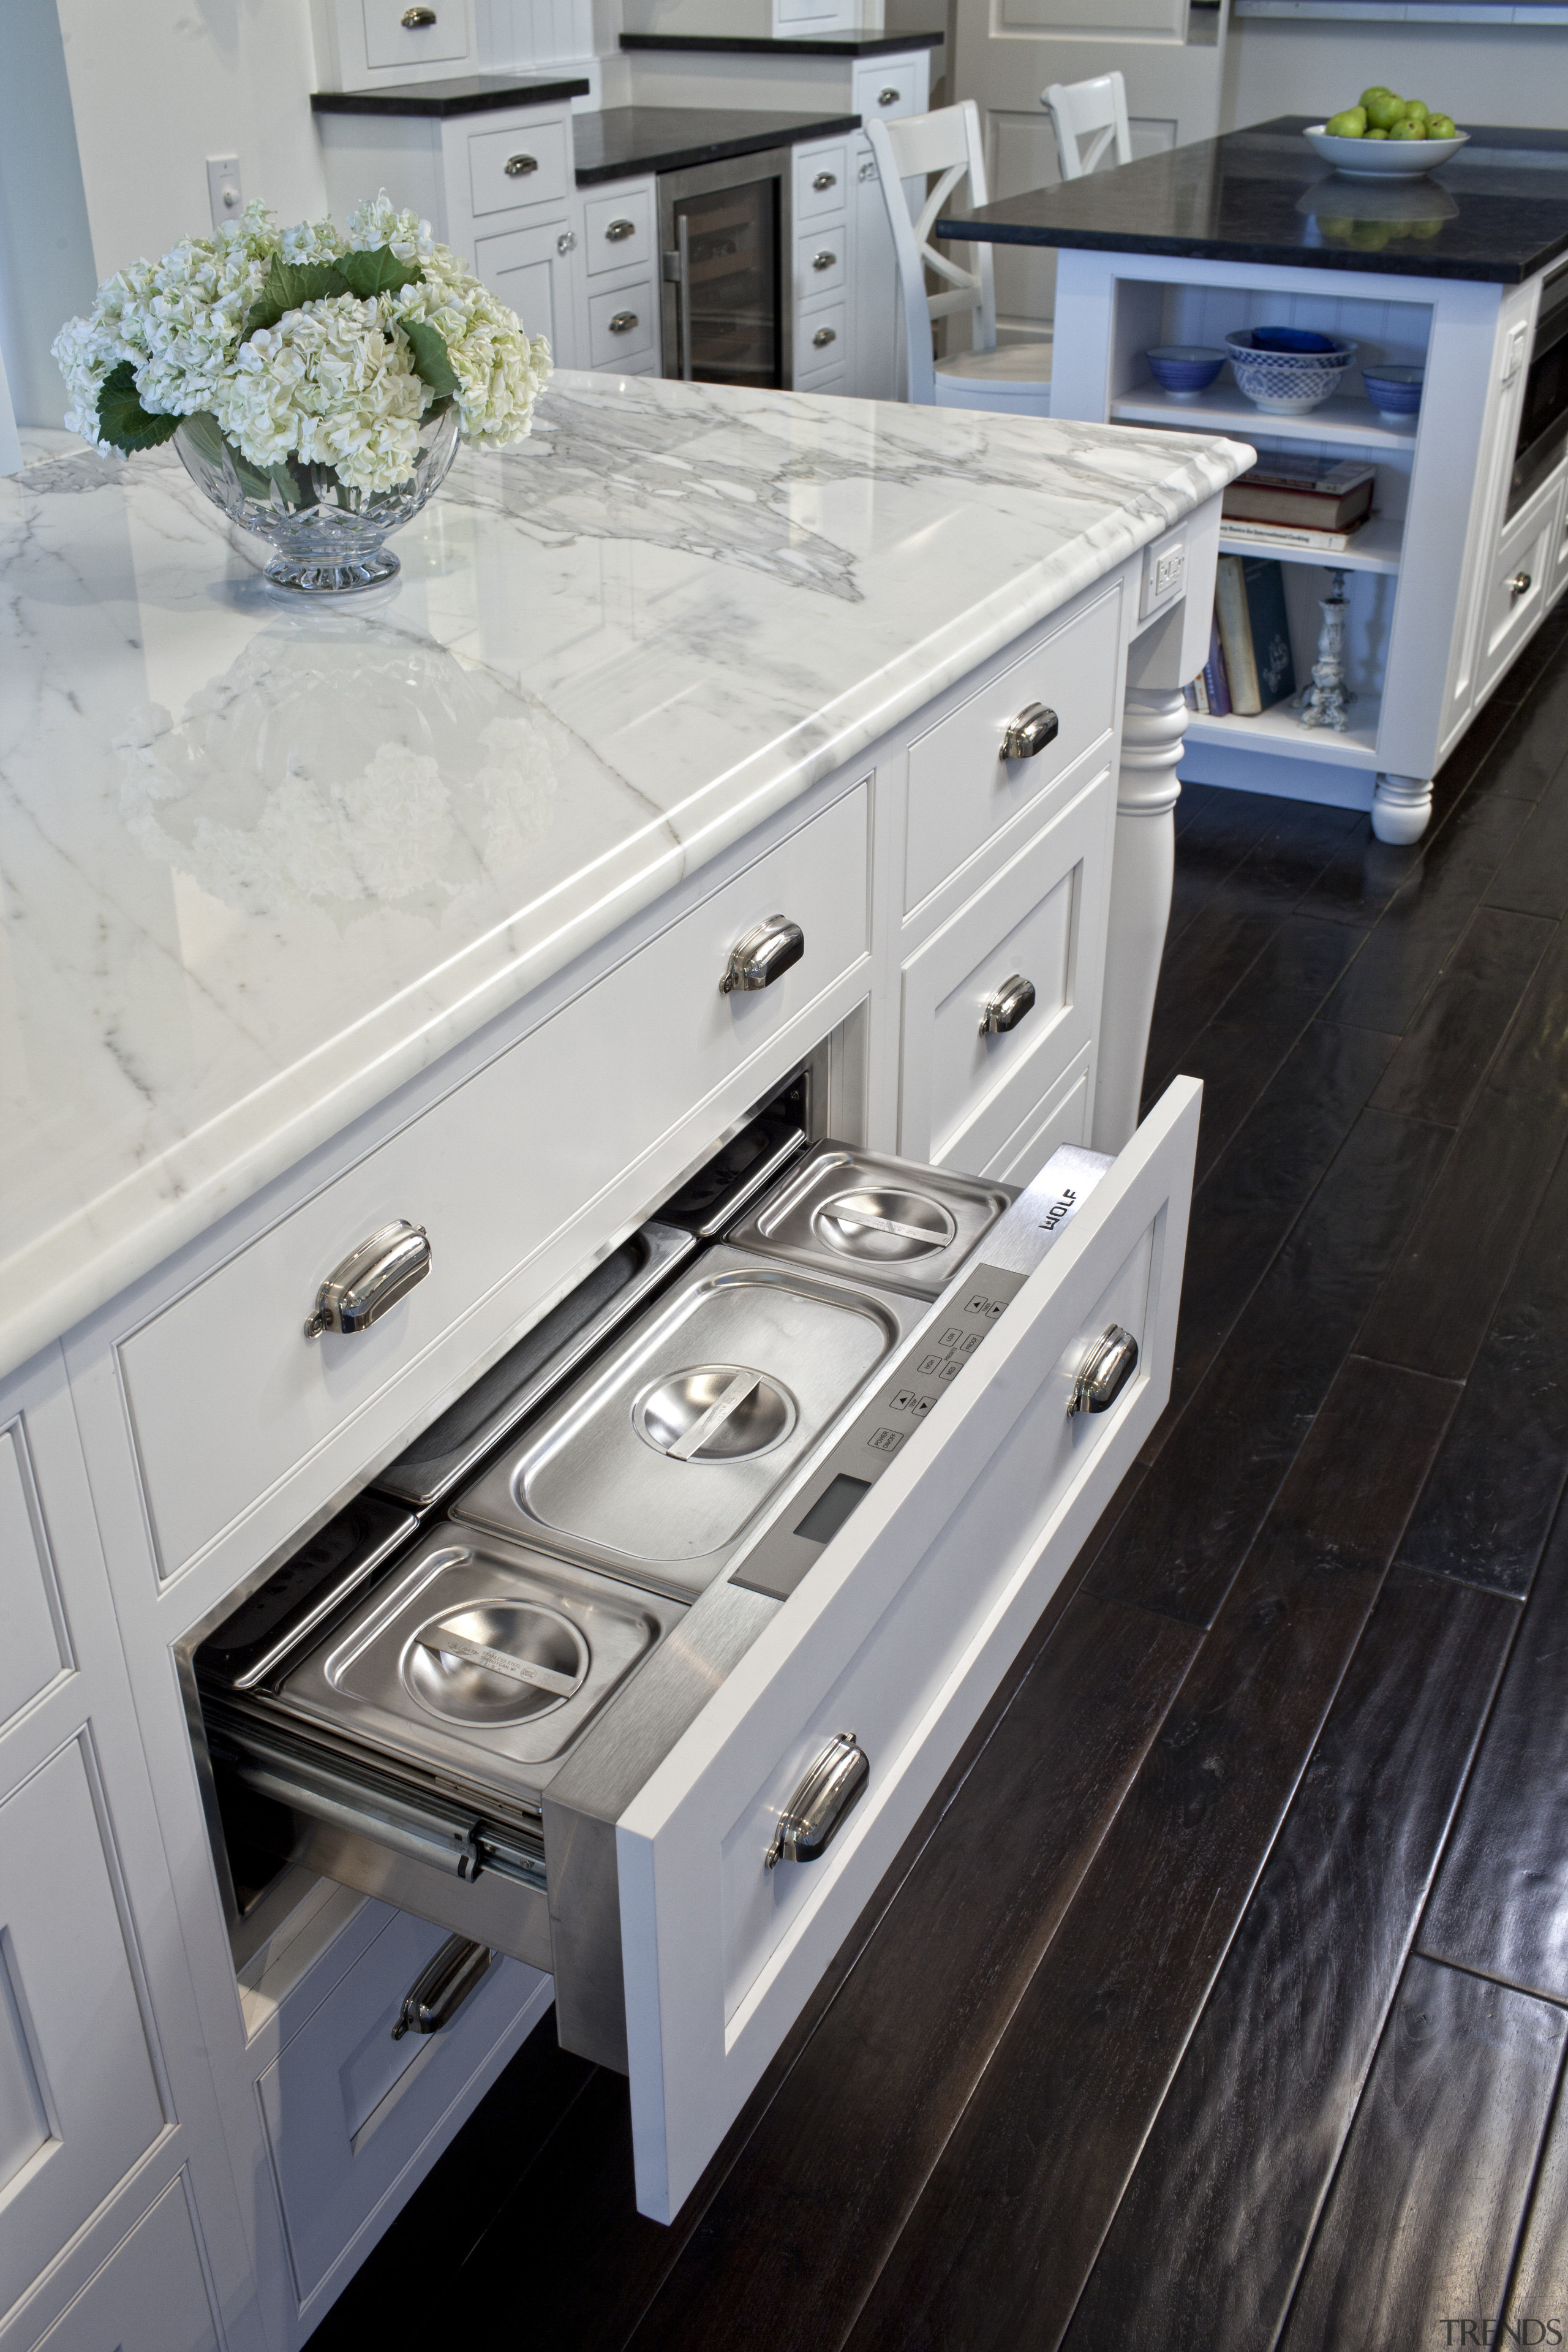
[940,116,1568,842]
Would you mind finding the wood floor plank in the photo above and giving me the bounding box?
[1396,1135,1568,1597]
[1094,1108,1454,1626]
[1420,1498,1568,2001]
[1061,1562,1517,2352]
[843,1358,1458,2352]
[1276,1957,1566,2352]
[1487,758,1568,918]
[1499,2071,1568,2342]
[621,1595,1201,2352]
[1368,905,1556,1128]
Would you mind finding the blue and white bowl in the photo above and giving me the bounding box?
[1362,363,1424,417]
[1225,328,1358,416]
[1145,344,1227,399]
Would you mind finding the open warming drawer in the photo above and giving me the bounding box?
[197,1078,1199,2223]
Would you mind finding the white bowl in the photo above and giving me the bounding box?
[1304,124,1469,179]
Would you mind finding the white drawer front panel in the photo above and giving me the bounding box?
[117,786,871,1581]
[905,586,1120,914]
[617,1079,1200,2222]
[32,2176,219,2352]
[796,146,850,221]
[584,188,654,277]
[361,0,471,68]
[984,1046,1093,1188]
[853,57,921,124]
[588,282,656,369]
[258,1912,547,2303]
[796,228,846,300]
[0,1419,67,1741]
[1477,473,1565,700]
[467,116,571,220]
[0,1741,165,2319]
[797,304,846,379]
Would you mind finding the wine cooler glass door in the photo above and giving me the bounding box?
[662,157,788,391]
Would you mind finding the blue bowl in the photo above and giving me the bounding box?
[1145,344,1227,399]
[1362,364,1424,417]
[1250,325,1338,353]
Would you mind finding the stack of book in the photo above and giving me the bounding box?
[1184,553,1298,720]
[1220,454,1376,554]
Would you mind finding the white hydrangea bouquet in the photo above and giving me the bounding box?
[54,194,551,592]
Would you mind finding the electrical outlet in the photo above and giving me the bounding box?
[206,156,244,236]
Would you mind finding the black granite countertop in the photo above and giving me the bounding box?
[937,117,1568,284]
[311,72,590,117]
[573,104,861,184]
[620,29,942,55]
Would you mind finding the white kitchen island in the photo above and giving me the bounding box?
[0,374,1245,2351]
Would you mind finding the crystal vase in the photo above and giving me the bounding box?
[173,402,460,594]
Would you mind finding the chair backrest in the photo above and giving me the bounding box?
[1042,73,1133,181]
[866,101,997,408]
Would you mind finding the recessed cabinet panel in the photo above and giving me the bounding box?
[475,219,571,349]
[796,228,846,301]
[0,1418,69,1735]
[467,116,571,221]
[795,146,850,221]
[32,2176,219,2352]
[585,189,654,279]
[851,57,920,124]
[589,283,656,370]
[0,1741,165,2320]
[361,0,472,69]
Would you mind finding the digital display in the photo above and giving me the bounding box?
[794,1473,872,1547]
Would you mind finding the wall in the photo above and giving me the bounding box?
[1222,11,1568,131]
[0,0,97,426]
[53,0,330,282]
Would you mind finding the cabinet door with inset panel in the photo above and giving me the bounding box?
[29,2176,219,2352]
[474,220,576,362]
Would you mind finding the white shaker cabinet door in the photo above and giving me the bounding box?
[31,2177,219,2352]
[616,1077,1200,2222]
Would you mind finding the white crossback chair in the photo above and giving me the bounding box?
[1042,72,1134,181]
[867,101,1052,417]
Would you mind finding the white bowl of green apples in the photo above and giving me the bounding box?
[1305,88,1467,177]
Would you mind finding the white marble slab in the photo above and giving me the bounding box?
[0,371,1248,1380]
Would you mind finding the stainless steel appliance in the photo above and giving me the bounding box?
[726,1142,1019,1300]
[660,150,793,390]
[1510,254,1568,518]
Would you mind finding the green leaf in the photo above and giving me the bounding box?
[242,255,351,341]
[339,244,423,300]
[96,360,179,453]
[402,317,459,398]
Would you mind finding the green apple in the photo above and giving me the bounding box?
[1428,113,1458,137]
[1390,117,1427,138]
[1364,127,1390,138]
[1359,84,1393,104]
[1403,99,1430,123]
[1366,91,1408,129]
[1325,107,1367,135]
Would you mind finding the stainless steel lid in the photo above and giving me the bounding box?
[726,1142,1016,1299]
[449,1246,926,1596]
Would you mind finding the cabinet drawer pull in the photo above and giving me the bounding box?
[720,914,805,994]
[812,326,837,349]
[504,153,539,178]
[608,309,639,334]
[812,170,838,191]
[391,1935,493,2040]
[812,249,837,271]
[304,1219,431,1338]
[765,1734,869,1868]
[1000,701,1060,760]
[605,217,636,241]
[401,4,436,21]
[1069,1324,1139,1416]
[878,85,901,105]
[1510,570,1534,599]
[980,974,1037,1036]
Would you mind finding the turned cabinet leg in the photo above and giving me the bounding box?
[1093,686,1185,1155]
[1372,771,1434,845]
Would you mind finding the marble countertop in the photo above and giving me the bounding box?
[939,118,1568,284]
[0,372,1247,1382]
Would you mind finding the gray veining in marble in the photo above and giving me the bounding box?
[0,371,1248,1379]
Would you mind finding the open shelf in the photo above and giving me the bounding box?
[1217,515,1404,575]
[1183,695,1382,769]
[1110,380,1419,453]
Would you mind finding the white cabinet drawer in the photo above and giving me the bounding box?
[899,758,1114,1180]
[466,115,571,221]
[115,786,871,1581]
[1476,471,1566,700]
[588,281,656,368]
[361,0,472,69]
[796,227,846,300]
[584,187,654,277]
[796,144,850,220]
[853,56,921,124]
[905,586,1120,914]
[797,303,846,379]
[618,1076,1200,2220]
[258,1912,543,2302]
[33,2178,219,2352]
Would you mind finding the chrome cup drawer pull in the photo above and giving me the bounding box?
[812,326,837,349]
[608,309,639,334]
[304,1219,431,1338]
[878,85,901,104]
[1510,570,1534,599]
[720,914,805,994]
[980,974,1037,1036]
[812,249,837,271]
[391,1934,493,2040]
[812,170,838,191]
[504,153,539,178]
[1000,701,1060,760]
[765,1733,869,1868]
[605,217,636,241]
[1069,1324,1139,1416]
[401,4,436,21]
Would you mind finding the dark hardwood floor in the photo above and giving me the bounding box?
[307,600,1568,2352]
